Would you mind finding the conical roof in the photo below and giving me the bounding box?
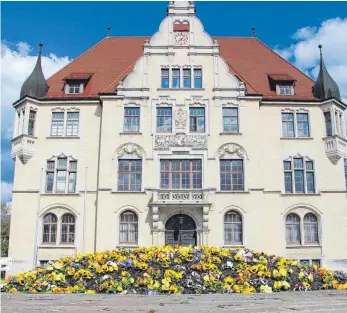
[20,43,48,99]
[313,45,341,101]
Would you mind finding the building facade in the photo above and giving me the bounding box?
[8,1,347,274]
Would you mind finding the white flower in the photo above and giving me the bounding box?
[226,261,233,268]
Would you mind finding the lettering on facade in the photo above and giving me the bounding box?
[154,134,208,150]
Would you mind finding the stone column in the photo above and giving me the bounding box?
[152,206,159,246]
[202,206,209,245]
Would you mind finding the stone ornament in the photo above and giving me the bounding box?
[174,108,187,129]
[217,143,248,159]
[174,32,189,46]
[116,143,144,158]
[154,134,207,150]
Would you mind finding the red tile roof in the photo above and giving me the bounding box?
[45,37,315,100]
[267,74,296,82]
[63,72,94,80]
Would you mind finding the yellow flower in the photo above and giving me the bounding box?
[116,286,123,292]
[85,290,96,294]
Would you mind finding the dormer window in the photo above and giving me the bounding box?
[63,72,93,95]
[268,74,296,96]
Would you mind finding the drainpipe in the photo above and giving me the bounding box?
[82,166,87,252]
[94,100,103,252]
[33,168,43,268]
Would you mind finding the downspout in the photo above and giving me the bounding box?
[94,100,103,252]
[82,166,87,252]
[33,168,43,268]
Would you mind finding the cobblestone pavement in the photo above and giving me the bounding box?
[2,290,347,313]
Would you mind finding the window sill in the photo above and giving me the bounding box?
[281,193,321,196]
[119,132,142,135]
[46,136,80,139]
[111,191,146,194]
[219,132,242,136]
[280,137,313,140]
[286,245,321,249]
[157,88,205,91]
[39,245,76,249]
[12,134,38,142]
[223,245,244,248]
[117,244,139,248]
[215,191,250,194]
[42,193,80,196]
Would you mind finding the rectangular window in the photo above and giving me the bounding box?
[279,85,292,95]
[28,110,36,136]
[183,68,191,88]
[156,107,172,133]
[223,108,238,132]
[189,108,205,132]
[68,83,80,94]
[45,161,55,193]
[172,69,180,88]
[160,159,202,189]
[161,68,169,88]
[68,161,77,193]
[283,161,293,193]
[324,111,332,136]
[305,161,315,193]
[297,113,310,137]
[66,112,79,136]
[56,157,67,193]
[293,158,304,193]
[118,160,142,191]
[194,69,202,88]
[220,159,244,191]
[282,113,295,137]
[124,107,140,132]
[51,112,64,136]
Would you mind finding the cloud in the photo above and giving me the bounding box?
[1,182,13,203]
[1,41,71,202]
[275,17,347,104]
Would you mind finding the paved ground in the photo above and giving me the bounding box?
[2,290,347,313]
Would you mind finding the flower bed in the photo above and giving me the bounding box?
[2,246,347,294]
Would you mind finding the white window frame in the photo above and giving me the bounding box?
[66,111,80,137]
[281,109,311,138]
[44,154,78,194]
[283,155,316,194]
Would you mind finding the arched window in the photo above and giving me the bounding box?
[286,213,301,245]
[43,213,57,243]
[304,213,318,244]
[224,211,242,245]
[61,214,75,243]
[119,211,138,244]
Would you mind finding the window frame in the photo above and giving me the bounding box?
[220,159,244,191]
[285,213,301,245]
[222,107,239,133]
[283,157,316,194]
[172,68,181,89]
[189,107,205,133]
[28,110,36,136]
[183,68,191,88]
[60,213,76,244]
[281,111,311,138]
[193,68,202,88]
[161,68,170,88]
[45,156,78,194]
[42,213,58,244]
[117,159,142,192]
[50,112,65,137]
[119,210,138,245]
[67,83,82,94]
[156,107,172,133]
[324,111,332,137]
[123,107,141,133]
[66,112,80,137]
[303,213,319,244]
[224,210,243,246]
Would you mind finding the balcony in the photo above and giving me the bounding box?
[323,135,347,164]
[148,189,215,206]
[11,134,37,164]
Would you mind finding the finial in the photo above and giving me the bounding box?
[252,27,256,38]
[318,44,323,56]
[106,27,111,38]
[39,42,43,54]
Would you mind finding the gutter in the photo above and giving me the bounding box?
[94,99,103,253]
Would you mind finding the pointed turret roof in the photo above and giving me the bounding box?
[20,43,48,99]
[313,44,341,101]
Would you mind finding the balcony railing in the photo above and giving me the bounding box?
[148,189,214,204]
[11,134,36,164]
[323,135,347,164]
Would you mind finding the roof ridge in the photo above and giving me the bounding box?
[254,38,315,83]
[46,37,109,82]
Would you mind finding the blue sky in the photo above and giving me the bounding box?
[1,1,347,202]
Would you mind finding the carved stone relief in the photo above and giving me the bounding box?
[174,108,187,129]
[154,134,207,150]
[116,143,144,158]
[217,143,248,159]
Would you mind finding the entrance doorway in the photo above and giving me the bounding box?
[165,214,197,246]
